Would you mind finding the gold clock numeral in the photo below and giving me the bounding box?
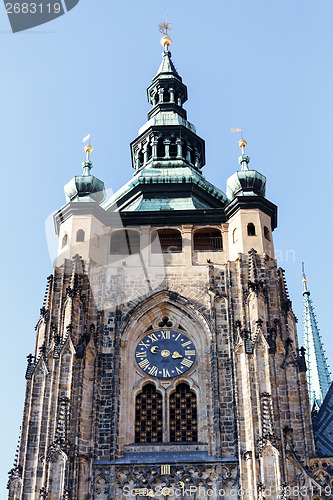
[175,366,183,375]
[161,464,170,475]
[186,350,196,356]
[181,341,191,347]
[174,333,181,341]
[148,333,158,342]
[181,358,193,368]
[136,351,147,358]
[138,359,150,370]
[160,330,170,339]
[139,341,149,348]
[162,369,170,378]
[148,366,158,376]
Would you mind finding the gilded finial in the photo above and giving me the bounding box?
[82,133,93,163]
[302,262,308,292]
[159,19,172,50]
[238,139,247,153]
[82,133,93,175]
[84,144,93,162]
[232,128,250,170]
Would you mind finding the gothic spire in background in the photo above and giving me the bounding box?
[302,264,331,407]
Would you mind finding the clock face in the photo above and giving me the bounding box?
[135,330,196,379]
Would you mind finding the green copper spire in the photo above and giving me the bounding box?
[104,35,228,212]
[64,144,106,204]
[302,265,331,407]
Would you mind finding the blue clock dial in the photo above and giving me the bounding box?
[135,330,196,379]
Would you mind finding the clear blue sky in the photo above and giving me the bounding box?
[1,0,333,495]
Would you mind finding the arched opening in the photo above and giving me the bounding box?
[169,383,197,442]
[147,143,152,161]
[247,223,256,236]
[135,384,163,443]
[264,226,270,241]
[76,229,85,242]
[169,138,177,157]
[151,229,182,253]
[163,88,170,102]
[190,146,195,165]
[62,234,68,248]
[138,150,144,168]
[157,138,164,158]
[193,229,223,251]
[110,230,140,255]
[233,228,239,244]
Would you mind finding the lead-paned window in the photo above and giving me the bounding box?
[135,384,163,443]
[169,383,198,442]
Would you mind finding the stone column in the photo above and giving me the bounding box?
[140,226,151,269]
[186,144,193,163]
[152,137,158,159]
[135,150,140,170]
[169,87,175,103]
[159,88,164,103]
[221,223,229,261]
[164,139,171,159]
[182,225,193,268]
[194,147,200,169]
[176,138,183,159]
[143,144,148,165]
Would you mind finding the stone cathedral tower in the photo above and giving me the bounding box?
[8,35,332,500]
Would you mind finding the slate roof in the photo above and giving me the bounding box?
[313,381,333,456]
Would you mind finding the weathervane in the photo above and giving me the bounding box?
[158,19,171,36]
[231,127,243,139]
[158,17,172,50]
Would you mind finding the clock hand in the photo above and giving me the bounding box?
[172,351,183,359]
[150,346,159,354]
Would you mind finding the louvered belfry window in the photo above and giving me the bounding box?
[135,384,163,443]
[170,383,198,442]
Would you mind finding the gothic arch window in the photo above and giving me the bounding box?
[76,229,85,242]
[135,384,163,443]
[169,383,198,442]
[264,226,270,241]
[193,229,223,251]
[151,229,182,253]
[62,234,68,248]
[247,223,256,236]
[110,230,140,255]
[233,228,239,243]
